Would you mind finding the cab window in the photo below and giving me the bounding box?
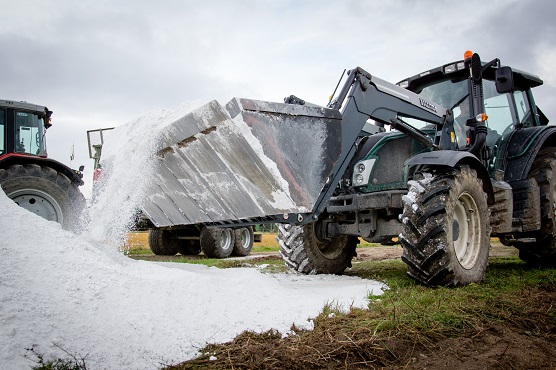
[0,109,5,155]
[513,90,534,127]
[483,79,513,137]
[15,111,44,155]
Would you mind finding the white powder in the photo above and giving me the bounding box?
[0,100,384,369]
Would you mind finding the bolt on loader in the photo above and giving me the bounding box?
[142,51,555,286]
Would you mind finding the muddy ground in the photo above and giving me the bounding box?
[131,241,556,370]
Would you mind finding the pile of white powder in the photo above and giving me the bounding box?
[0,101,384,369]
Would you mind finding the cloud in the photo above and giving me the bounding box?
[1,0,555,197]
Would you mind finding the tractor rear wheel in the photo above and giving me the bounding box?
[0,164,85,231]
[233,227,254,256]
[516,148,556,266]
[148,229,179,255]
[399,166,490,286]
[277,222,358,275]
[200,227,234,258]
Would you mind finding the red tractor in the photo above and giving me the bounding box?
[0,99,85,230]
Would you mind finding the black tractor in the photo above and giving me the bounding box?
[139,51,555,286]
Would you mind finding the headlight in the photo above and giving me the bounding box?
[352,159,376,187]
[397,80,409,89]
[444,61,465,74]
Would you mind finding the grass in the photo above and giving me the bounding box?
[123,231,384,256]
[167,255,556,369]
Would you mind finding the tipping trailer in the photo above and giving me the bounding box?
[0,100,85,230]
[143,51,555,286]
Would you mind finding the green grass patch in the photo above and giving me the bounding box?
[251,244,280,252]
[170,255,556,369]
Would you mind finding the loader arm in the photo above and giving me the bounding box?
[310,67,451,218]
[141,68,452,228]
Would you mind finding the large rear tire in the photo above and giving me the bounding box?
[516,148,556,266]
[0,164,85,231]
[277,222,358,275]
[233,227,254,256]
[399,166,490,286]
[200,227,234,258]
[148,229,179,255]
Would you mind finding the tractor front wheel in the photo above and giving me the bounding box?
[399,166,490,286]
[277,222,358,275]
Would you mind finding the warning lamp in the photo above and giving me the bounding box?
[463,50,473,61]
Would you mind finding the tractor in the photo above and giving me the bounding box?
[0,100,85,230]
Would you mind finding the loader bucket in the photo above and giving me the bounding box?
[142,98,343,227]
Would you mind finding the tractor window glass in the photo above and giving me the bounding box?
[413,78,470,148]
[482,79,513,137]
[15,111,44,155]
[513,90,534,127]
[0,109,5,154]
[415,78,469,111]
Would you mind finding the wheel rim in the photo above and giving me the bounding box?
[453,192,481,269]
[239,228,252,249]
[7,188,63,224]
[218,229,233,252]
[311,223,345,260]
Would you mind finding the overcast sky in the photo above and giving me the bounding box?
[2,0,555,197]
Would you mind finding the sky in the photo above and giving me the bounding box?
[2,0,555,198]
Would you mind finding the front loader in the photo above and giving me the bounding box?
[142,51,555,286]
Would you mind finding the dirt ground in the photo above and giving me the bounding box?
[130,236,556,369]
[130,236,518,264]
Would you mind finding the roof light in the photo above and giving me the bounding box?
[444,63,457,74]
[398,80,409,89]
[464,50,473,61]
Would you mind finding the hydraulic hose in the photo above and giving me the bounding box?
[467,124,487,157]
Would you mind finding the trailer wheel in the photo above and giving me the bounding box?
[516,148,556,266]
[178,240,201,256]
[0,164,85,231]
[277,222,358,275]
[148,229,179,255]
[200,227,234,258]
[233,227,254,256]
[399,166,490,286]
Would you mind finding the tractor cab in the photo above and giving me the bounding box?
[397,55,546,175]
[0,100,50,159]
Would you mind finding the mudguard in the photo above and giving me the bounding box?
[404,150,494,203]
[504,126,556,182]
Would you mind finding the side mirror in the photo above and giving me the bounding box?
[495,66,514,93]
